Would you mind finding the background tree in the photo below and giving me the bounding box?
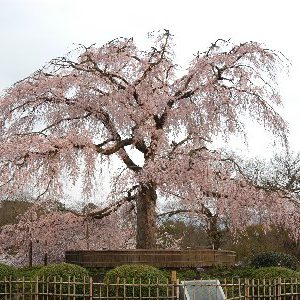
[223,224,300,262]
[0,30,296,249]
[159,150,300,248]
[158,198,226,249]
[157,219,300,262]
[240,151,300,197]
[157,219,210,249]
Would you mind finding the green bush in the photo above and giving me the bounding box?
[35,263,89,279]
[16,266,43,279]
[157,269,198,281]
[201,266,300,300]
[204,266,300,280]
[245,267,300,300]
[249,252,299,269]
[104,264,168,298]
[175,269,198,280]
[85,267,108,281]
[34,263,89,296]
[204,266,256,279]
[0,263,15,278]
[250,267,300,279]
[0,263,16,294]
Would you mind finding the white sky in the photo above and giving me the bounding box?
[0,0,299,158]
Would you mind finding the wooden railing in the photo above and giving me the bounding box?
[1,276,299,299]
[65,249,236,268]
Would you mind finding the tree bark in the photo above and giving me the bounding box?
[28,239,33,267]
[207,215,223,250]
[136,184,157,249]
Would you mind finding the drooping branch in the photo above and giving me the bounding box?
[221,156,300,203]
[88,186,138,219]
[95,138,133,155]
[134,29,172,87]
[158,205,214,219]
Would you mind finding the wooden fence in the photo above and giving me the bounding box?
[65,249,236,268]
[0,276,299,299]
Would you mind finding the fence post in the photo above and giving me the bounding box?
[244,278,250,300]
[238,278,241,299]
[171,271,177,283]
[171,271,177,300]
[277,278,282,300]
[176,279,180,300]
[9,276,12,300]
[89,277,93,300]
[116,277,120,299]
[273,279,277,299]
[35,276,39,300]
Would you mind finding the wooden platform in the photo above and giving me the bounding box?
[65,249,236,268]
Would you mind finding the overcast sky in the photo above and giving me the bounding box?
[1,0,299,158]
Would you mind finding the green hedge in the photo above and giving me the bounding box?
[0,263,16,293]
[35,263,89,279]
[0,263,15,278]
[202,266,300,299]
[250,267,300,279]
[245,267,300,299]
[104,264,168,298]
[16,266,43,279]
[175,269,198,280]
[249,252,298,269]
[199,265,300,280]
[1,263,89,296]
[34,263,89,295]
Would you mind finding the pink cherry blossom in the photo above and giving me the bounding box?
[0,30,296,249]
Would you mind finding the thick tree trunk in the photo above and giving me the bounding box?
[202,205,223,250]
[136,184,157,249]
[207,215,223,250]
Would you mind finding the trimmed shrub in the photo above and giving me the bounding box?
[16,266,43,279]
[34,263,89,296]
[104,264,168,298]
[249,252,298,269]
[35,263,89,279]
